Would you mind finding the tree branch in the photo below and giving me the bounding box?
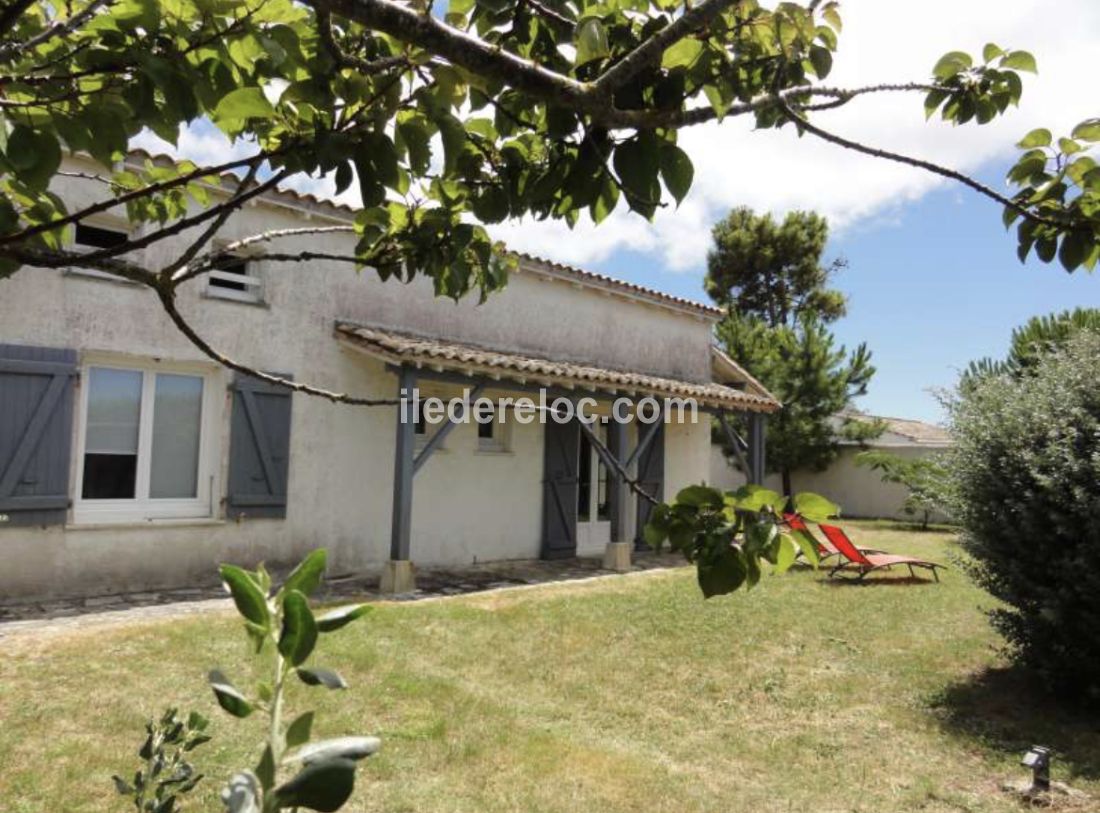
[774,96,1070,229]
[0,0,113,61]
[594,0,738,96]
[309,0,594,111]
[152,284,400,406]
[316,6,411,75]
[171,226,357,284]
[161,160,263,278]
[0,151,283,248]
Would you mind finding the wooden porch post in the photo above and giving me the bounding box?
[383,365,417,593]
[747,412,767,486]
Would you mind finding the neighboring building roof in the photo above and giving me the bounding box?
[116,150,722,321]
[336,323,780,413]
[836,410,952,447]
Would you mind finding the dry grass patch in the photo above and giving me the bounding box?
[1,522,1098,812]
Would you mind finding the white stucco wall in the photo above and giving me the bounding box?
[708,443,950,522]
[0,161,721,599]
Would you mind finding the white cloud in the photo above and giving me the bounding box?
[130,0,1099,274]
[495,0,1100,272]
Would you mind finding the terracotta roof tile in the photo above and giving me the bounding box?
[336,323,780,413]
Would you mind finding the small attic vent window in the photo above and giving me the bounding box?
[75,223,128,250]
[207,254,263,304]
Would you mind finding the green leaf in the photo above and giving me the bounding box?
[219,565,270,629]
[675,484,723,508]
[212,87,275,125]
[293,736,381,765]
[932,51,972,80]
[923,89,949,120]
[208,670,254,718]
[280,549,327,598]
[317,603,373,632]
[658,144,693,206]
[1071,119,1100,142]
[7,126,61,192]
[1058,230,1090,272]
[613,134,660,216]
[1001,50,1037,73]
[774,533,798,574]
[255,745,276,791]
[728,484,784,513]
[661,38,703,70]
[112,775,134,795]
[297,667,348,690]
[808,45,832,80]
[286,712,315,748]
[279,590,319,666]
[790,528,820,568]
[791,492,840,522]
[982,42,1003,62]
[575,18,610,65]
[1017,128,1052,149]
[1058,138,1082,156]
[274,758,356,812]
[697,546,746,599]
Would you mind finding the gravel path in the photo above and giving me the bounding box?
[0,552,686,641]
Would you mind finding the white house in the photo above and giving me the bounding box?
[709,412,951,521]
[0,152,779,601]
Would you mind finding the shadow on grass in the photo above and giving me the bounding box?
[930,665,1100,780]
[817,575,939,587]
[861,521,960,535]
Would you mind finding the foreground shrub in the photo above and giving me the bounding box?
[946,333,1100,699]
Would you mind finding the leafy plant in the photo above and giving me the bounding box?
[946,332,1100,699]
[855,450,952,530]
[645,485,838,598]
[113,707,211,813]
[210,550,377,812]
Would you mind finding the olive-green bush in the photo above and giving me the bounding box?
[947,332,1100,699]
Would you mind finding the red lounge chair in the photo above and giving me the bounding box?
[817,523,944,582]
[782,513,881,565]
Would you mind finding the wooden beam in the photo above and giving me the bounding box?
[412,382,486,475]
[390,366,416,561]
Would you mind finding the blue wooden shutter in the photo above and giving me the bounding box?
[634,423,664,550]
[226,374,293,520]
[541,417,579,560]
[0,344,77,527]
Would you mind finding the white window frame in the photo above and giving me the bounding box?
[65,217,143,282]
[73,357,222,525]
[205,251,265,304]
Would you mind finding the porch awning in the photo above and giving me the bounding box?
[335,323,780,413]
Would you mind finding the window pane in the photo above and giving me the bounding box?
[150,374,204,499]
[478,420,495,439]
[85,368,142,454]
[83,367,142,499]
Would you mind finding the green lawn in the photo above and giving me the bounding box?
[2,523,1098,812]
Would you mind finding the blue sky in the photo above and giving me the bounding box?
[574,165,1099,424]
